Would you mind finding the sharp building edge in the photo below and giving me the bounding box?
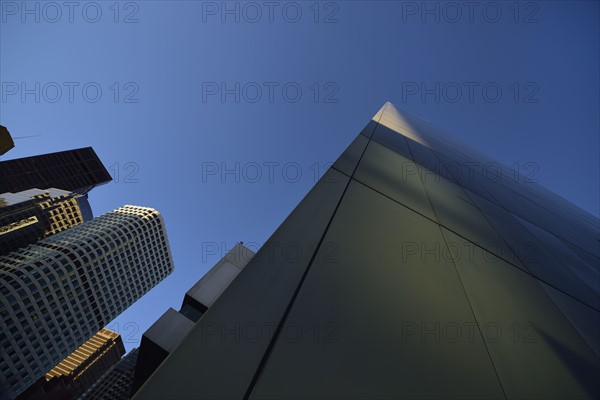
[131,102,599,399]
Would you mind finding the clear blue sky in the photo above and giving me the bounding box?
[1,1,598,351]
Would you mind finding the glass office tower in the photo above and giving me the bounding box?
[0,205,174,398]
[133,103,599,399]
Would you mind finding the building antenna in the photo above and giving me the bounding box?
[13,135,42,139]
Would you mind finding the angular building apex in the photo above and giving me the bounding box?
[131,102,599,400]
[370,102,390,122]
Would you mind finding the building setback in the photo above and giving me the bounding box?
[0,147,111,196]
[133,103,599,399]
[130,243,255,396]
[0,205,174,398]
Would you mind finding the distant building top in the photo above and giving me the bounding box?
[0,125,15,156]
[0,147,111,195]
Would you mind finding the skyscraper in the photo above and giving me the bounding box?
[79,348,139,400]
[133,103,599,399]
[0,188,93,256]
[16,328,125,400]
[0,205,174,398]
[44,328,125,399]
[0,147,111,195]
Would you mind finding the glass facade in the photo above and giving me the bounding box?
[0,206,174,398]
[132,102,598,399]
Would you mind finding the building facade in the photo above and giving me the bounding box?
[0,147,111,195]
[0,188,92,256]
[130,243,255,396]
[0,205,174,398]
[133,103,599,399]
[16,329,125,400]
[79,348,139,400]
[44,328,125,399]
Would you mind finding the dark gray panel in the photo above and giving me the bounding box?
[430,150,499,203]
[404,136,447,178]
[131,308,195,396]
[143,308,195,353]
[250,181,504,399]
[483,183,600,258]
[420,173,526,270]
[354,140,436,221]
[133,169,350,400]
[332,134,369,177]
[540,282,600,359]
[515,215,600,298]
[559,238,600,274]
[442,228,600,399]
[358,119,378,139]
[468,191,600,310]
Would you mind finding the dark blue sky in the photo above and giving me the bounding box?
[1,0,598,351]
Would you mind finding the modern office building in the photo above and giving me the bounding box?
[133,103,599,399]
[0,205,174,398]
[79,348,139,400]
[16,329,125,400]
[0,147,111,195]
[0,188,93,256]
[130,243,255,396]
[0,125,14,156]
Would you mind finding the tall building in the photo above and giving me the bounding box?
[130,243,255,396]
[44,328,125,399]
[0,125,14,156]
[0,205,174,398]
[0,147,111,195]
[0,188,93,256]
[79,348,139,400]
[16,329,125,400]
[133,103,599,399]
